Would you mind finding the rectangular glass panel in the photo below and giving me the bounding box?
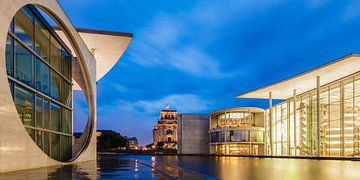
[51,103,60,132]
[320,89,329,156]
[35,95,42,128]
[344,80,354,156]
[50,133,60,161]
[44,99,50,129]
[34,17,50,61]
[50,36,62,72]
[329,85,341,156]
[63,80,72,106]
[35,59,50,95]
[62,108,71,134]
[62,50,71,80]
[51,71,61,100]
[35,130,43,149]
[15,85,34,126]
[354,78,360,156]
[14,7,34,49]
[15,41,33,87]
[61,135,71,161]
[44,131,50,155]
[9,81,14,98]
[6,35,14,76]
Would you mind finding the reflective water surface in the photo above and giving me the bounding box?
[1,155,360,179]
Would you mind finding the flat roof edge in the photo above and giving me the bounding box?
[76,28,133,37]
[54,26,133,37]
[235,53,360,99]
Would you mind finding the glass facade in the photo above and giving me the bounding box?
[265,73,360,157]
[210,109,265,155]
[6,5,72,161]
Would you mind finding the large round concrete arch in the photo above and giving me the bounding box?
[0,0,97,172]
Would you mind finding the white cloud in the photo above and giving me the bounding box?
[99,94,211,115]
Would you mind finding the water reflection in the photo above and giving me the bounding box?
[0,155,359,179]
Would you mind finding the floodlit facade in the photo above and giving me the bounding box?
[237,54,360,158]
[209,107,265,155]
[153,109,178,149]
[0,0,131,172]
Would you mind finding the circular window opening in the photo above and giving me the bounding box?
[6,5,75,162]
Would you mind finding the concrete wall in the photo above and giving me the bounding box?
[0,0,97,173]
[177,114,209,155]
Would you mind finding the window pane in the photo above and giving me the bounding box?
[61,135,71,161]
[35,17,50,60]
[35,59,50,95]
[62,50,71,80]
[50,133,60,161]
[51,103,60,132]
[44,99,50,129]
[63,80,72,106]
[62,108,71,134]
[50,36,62,72]
[15,85,34,126]
[35,130,43,150]
[9,81,14,98]
[51,71,61,100]
[15,41,33,87]
[35,95,42,128]
[6,35,13,76]
[44,131,50,155]
[14,7,34,49]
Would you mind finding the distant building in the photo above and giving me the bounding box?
[209,107,265,155]
[128,137,139,150]
[153,104,178,149]
[177,114,209,155]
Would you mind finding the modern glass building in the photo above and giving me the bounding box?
[0,0,132,173]
[237,54,360,158]
[209,107,265,155]
[6,5,73,161]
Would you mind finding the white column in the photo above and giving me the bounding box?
[269,91,273,156]
[293,89,297,156]
[316,76,321,157]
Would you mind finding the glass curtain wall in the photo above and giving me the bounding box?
[6,5,72,161]
[267,73,360,157]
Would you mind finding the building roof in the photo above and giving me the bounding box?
[128,137,138,141]
[236,53,360,99]
[210,107,264,116]
[55,28,133,89]
[161,109,177,112]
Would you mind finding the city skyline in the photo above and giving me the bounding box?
[60,0,360,145]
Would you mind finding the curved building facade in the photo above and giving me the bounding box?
[0,1,131,173]
[209,107,265,155]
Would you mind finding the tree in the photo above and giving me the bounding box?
[97,130,127,150]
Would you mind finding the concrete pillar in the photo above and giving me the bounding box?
[316,76,321,157]
[293,89,297,156]
[269,91,273,156]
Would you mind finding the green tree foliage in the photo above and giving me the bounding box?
[97,130,127,150]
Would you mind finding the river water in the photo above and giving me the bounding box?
[0,155,359,179]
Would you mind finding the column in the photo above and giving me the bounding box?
[287,101,291,155]
[293,89,297,156]
[316,76,321,157]
[269,91,273,156]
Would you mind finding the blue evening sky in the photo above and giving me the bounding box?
[59,0,360,145]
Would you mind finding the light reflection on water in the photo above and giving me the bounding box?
[0,155,359,179]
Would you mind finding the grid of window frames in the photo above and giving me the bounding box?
[6,5,72,161]
[265,72,360,157]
